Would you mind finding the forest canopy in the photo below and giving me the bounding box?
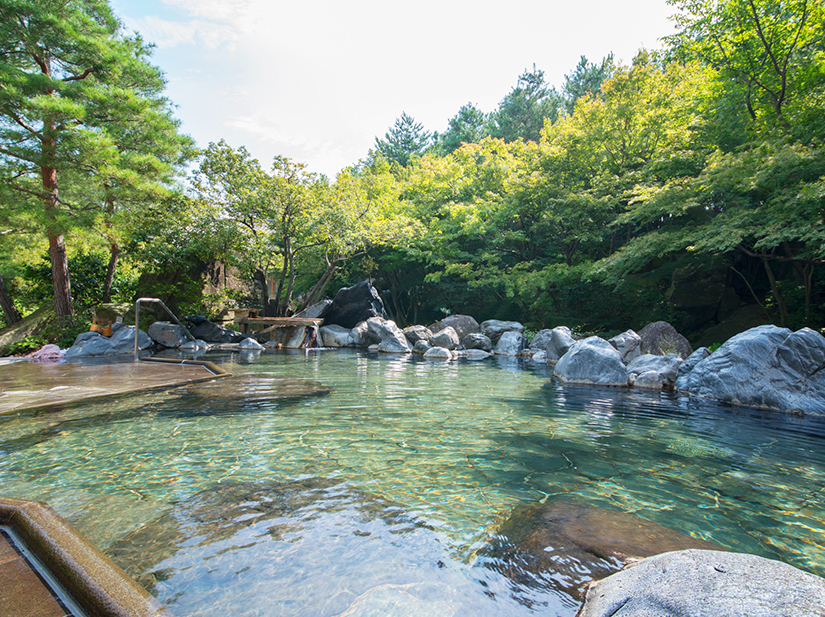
[1,0,823,350]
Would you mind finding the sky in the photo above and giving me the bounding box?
[110,0,679,179]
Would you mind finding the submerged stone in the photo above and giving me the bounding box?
[485,500,720,599]
[174,374,332,405]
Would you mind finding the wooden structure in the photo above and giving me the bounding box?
[235,316,323,335]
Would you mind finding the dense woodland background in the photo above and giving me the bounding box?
[1,0,824,353]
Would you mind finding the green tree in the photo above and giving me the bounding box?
[666,0,825,135]
[374,112,431,167]
[562,54,615,115]
[435,103,490,154]
[491,66,563,142]
[0,0,189,317]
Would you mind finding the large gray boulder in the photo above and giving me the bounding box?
[528,329,553,351]
[412,340,432,355]
[547,326,576,363]
[148,322,190,348]
[319,324,353,348]
[494,330,524,356]
[423,346,452,360]
[402,325,432,344]
[430,326,460,350]
[367,317,411,353]
[626,353,683,390]
[577,549,825,617]
[480,320,524,344]
[349,321,377,347]
[639,321,693,359]
[554,336,628,387]
[609,329,642,364]
[675,347,711,385]
[324,281,387,329]
[292,299,331,319]
[462,332,493,352]
[677,325,825,414]
[65,324,152,358]
[428,314,479,340]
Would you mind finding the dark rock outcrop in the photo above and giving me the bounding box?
[638,321,693,359]
[324,281,387,329]
[187,319,246,344]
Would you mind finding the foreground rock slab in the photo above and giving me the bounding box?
[577,549,825,617]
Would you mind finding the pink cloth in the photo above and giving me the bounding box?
[27,344,65,362]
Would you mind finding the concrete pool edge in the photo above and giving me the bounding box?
[0,356,231,416]
[0,496,168,617]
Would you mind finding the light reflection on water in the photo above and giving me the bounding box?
[1,349,825,616]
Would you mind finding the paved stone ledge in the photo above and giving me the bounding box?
[0,357,228,415]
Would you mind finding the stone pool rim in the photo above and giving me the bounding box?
[0,495,167,617]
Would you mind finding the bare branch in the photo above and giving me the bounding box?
[62,68,94,82]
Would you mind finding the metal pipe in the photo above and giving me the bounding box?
[134,297,197,361]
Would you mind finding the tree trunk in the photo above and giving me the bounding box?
[253,269,269,314]
[761,251,787,327]
[284,250,296,315]
[41,129,72,316]
[0,272,21,326]
[101,241,119,303]
[48,231,73,317]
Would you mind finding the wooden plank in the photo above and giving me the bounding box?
[238,317,322,327]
